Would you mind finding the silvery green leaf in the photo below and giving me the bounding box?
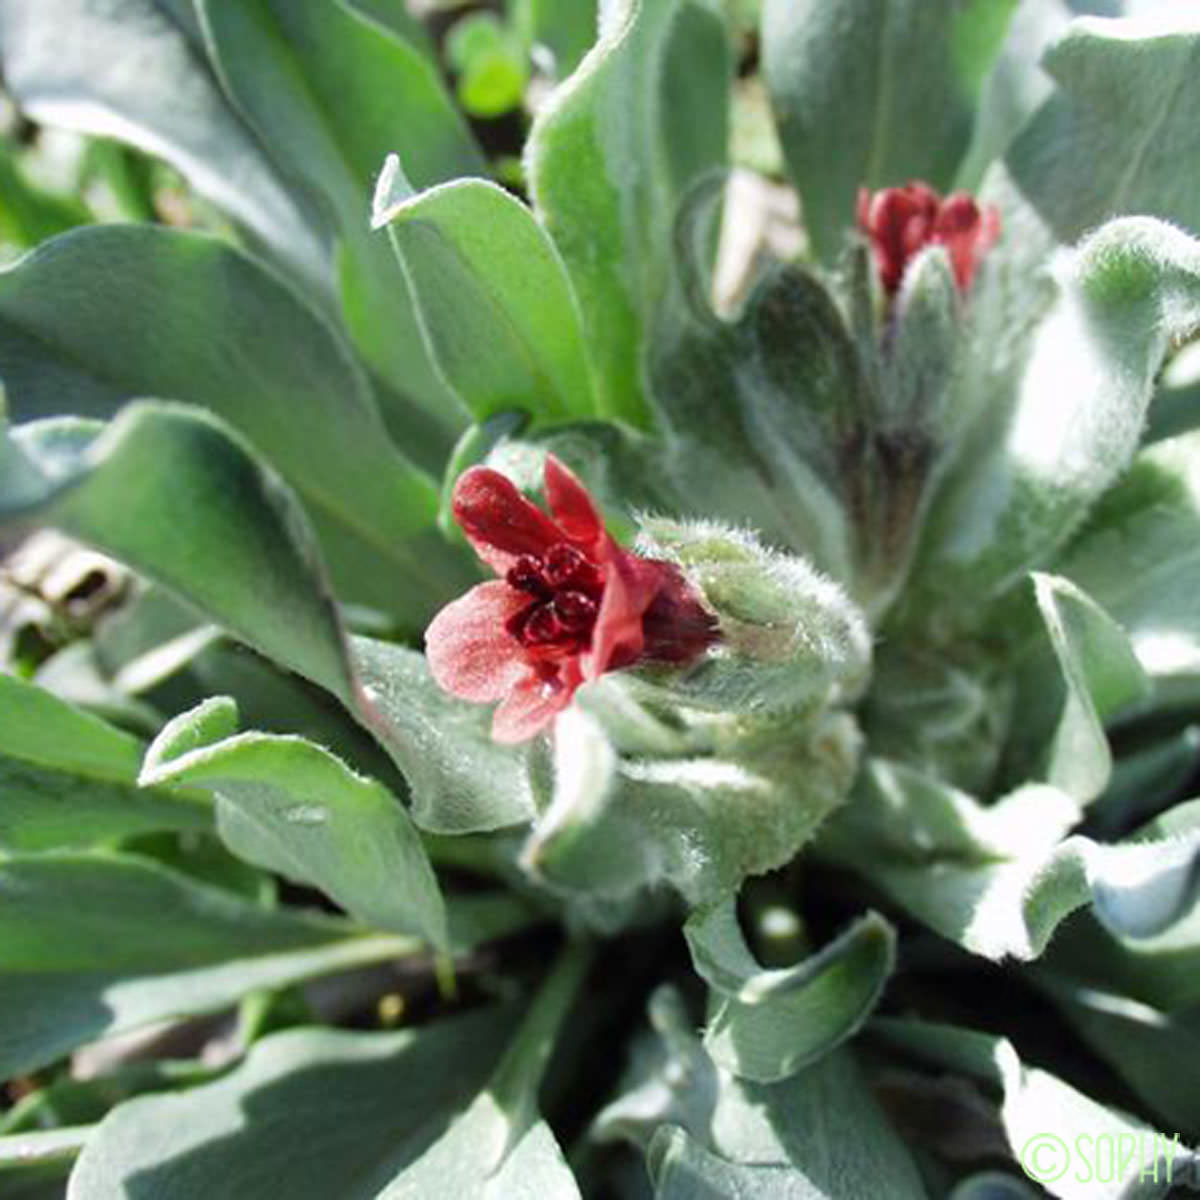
[1007,13,1200,246]
[762,0,1017,261]
[197,0,485,435]
[525,704,860,907]
[350,636,537,835]
[373,173,598,426]
[1055,431,1200,702]
[1002,574,1150,804]
[140,704,448,948]
[871,1018,1198,1200]
[861,641,1012,795]
[1032,973,1200,1133]
[684,901,895,1082]
[527,0,731,427]
[0,0,329,294]
[820,758,1200,960]
[649,218,859,579]
[1089,725,1200,839]
[594,986,926,1198]
[66,1010,518,1200]
[635,517,872,714]
[0,225,472,625]
[376,944,589,1199]
[906,217,1200,631]
[0,672,210,851]
[0,407,358,703]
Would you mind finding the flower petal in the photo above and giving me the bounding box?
[491,661,582,743]
[582,546,663,679]
[425,581,531,702]
[453,466,563,575]
[543,455,603,548]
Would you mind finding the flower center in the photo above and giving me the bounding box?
[504,543,602,651]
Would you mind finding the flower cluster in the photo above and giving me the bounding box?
[426,456,719,742]
[857,182,1000,296]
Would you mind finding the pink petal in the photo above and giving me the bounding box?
[582,545,662,679]
[453,466,563,575]
[425,581,531,702]
[491,661,581,743]
[543,455,603,548]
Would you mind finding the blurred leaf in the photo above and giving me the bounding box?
[0,225,472,624]
[595,987,926,1198]
[527,0,730,426]
[0,852,389,1078]
[341,0,435,57]
[907,217,1200,630]
[446,13,527,117]
[762,0,1017,261]
[0,406,357,700]
[0,142,90,248]
[1007,13,1200,245]
[67,1011,517,1199]
[373,171,597,425]
[684,902,895,1082]
[820,758,1200,960]
[0,0,329,293]
[0,1127,89,1199]
[524,0,597,78]
[141,701,449,947]
[350,636,537,834]
[0,672,210,850]
[197,0,485,436]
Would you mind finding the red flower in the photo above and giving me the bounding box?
[857,182,1000,297]
[426,456,719,743]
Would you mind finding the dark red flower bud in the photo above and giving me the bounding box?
[857,182,1000,297]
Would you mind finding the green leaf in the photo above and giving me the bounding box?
[66,1011,517,1200]
[0,225,471,625]
[0,141,90,249]
[649,209,861,581]
[0,1127,89,1199]
[0,405,357,701]
[0,673,210,850]
[1056,431,1200,702]
[907,217,1200,629]
[0,0,328,294]
[684,903,895,1082]
[446,13,527,118]
[527,0,730,426]
[595,987,927,1198]
[525,0,598,79]
[525,702,861,906]
[1010,573,1150,803]
[762,0,1017,261]
[141,703,448,947]
[350,636,537,834]
[870,1018,1198,1199]
[1007,13,1200,246]
[820,758,1200,960]
[376,943,590,1198]
[197,0,485,431]
[0,852,389,1078]
[373,172,597,425]
[1033,973,1200,1134]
